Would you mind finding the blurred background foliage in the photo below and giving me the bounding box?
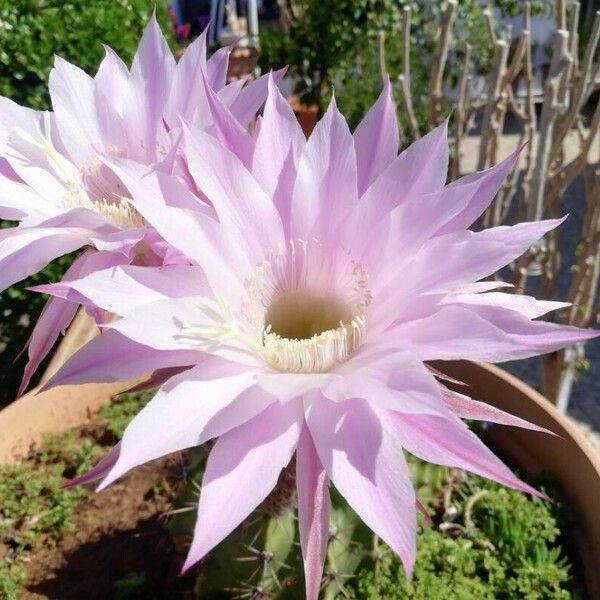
[259,0,554,128]
[0,0,173,405]
[0,0,173,109]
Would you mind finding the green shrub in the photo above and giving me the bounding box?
[0,0,173,110]
[260,0,553,129]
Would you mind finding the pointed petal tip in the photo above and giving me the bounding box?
[179,561,193,576]
[274,65,289,80]
[401,554,415,580]
[180,547,203,576]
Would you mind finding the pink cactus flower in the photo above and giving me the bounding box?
[39,78,598,598]
[0,16,282,394]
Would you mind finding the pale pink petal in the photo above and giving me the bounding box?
[120,365,194,394]
[296,425,330,600]
[406,217,568,295]
[93,46,129,151]
[216,78,246,109]
[89,228,148,257]
[252,75,305,235]
[105,297,261,367]
[99,360,274,491]
[322,351,447,416]
[41,329,202,390]
[360,120,448,214]
[228,68,287,127]
[4,129,75,205]
[390,411,543,497]
[103,155,212,213]
[453,281,514,294]
[193,70,254,168]
[436,148,522,235]
[373,218,567,328]
[48,56,102,163]
[0,96,43,147]
[164,30,208,126]
[357,174,502,264]
[444,290,569,318]
[291,96,358,242]
[19,250,127,395]
[33,264,208,316]
[256,372,330,402]
[94,46,129,113]
[106,296,210,342]
[388,304,599,362]
[307,396,416,576]
[440,386,554,434]
[205,44,231,90]
[104,157,250,302]
[181,399,303,572]
[0,175,55,221]
[123,14,176,162]
[0,226,91,290]
[183,124,284,262]
[353,77,399,195]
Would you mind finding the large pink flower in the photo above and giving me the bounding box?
[0,17,281,393]
[41,78,598,598]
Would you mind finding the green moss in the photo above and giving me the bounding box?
[39,430,103,477]
[0,390,156,595]
[349,466,582,599]
[0,458,86,551]
[99,390,153,439]
[0,559,26,600]
[0,427,105,593]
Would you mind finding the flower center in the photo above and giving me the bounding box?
[245,240,370,373]
[265,290,353,340]
[182,240,371,373]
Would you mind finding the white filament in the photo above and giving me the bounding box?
[14,112,144,230]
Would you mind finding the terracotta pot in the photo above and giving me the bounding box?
[437,360,600,598]
[0,310,128,464]
[288,95,319,137]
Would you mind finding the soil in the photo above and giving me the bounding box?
[19,419,198,599]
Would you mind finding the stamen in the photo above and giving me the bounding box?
[63,182,145,229]
[246,239,371,373]
[182,240,371,373]
[262,315,366,373]
[14,113,144,230]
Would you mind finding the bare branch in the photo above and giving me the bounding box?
[377,30,387,84]
[429,0,457,125]
[451,43,472,180]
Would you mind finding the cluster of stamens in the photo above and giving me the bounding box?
[241,239,371,373]
[14,112,144,230]
[63,177,145,229]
